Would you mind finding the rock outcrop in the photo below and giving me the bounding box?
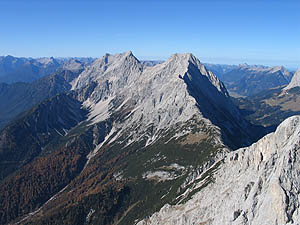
[138,115,300,225]
[72,52,256,149]
[284,69,300,90]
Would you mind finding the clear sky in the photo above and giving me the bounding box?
[0,0,299,68]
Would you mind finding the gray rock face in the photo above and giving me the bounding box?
[137,115,300,225]
[284,69,300,90]
[73,52,254,149]
[72,51,143,91]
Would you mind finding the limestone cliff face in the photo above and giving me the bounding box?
[72,52,255,149]
[138,115,300,225]
[284,69,300,90]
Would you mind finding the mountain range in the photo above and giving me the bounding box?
[205,63,294,97]
[0,66,84,129]
[1,55,293,98]
[0,52,299,225]
[232,68,300,129]
[0,55,94,84]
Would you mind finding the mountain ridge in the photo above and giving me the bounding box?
[0,51,267,225]
[0,68,82,129]
[73,52,258,149]
[0,55,94,84]
[137,115,300,225]
[208,63,294,97]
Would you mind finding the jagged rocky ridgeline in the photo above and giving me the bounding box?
[137,115,300,225]
[71,51,259,149]
[0,52,264,225]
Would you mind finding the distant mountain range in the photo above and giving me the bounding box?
[0,55,94,84]
[0,68,82,129]
[233,68,300,128]
[1,55,294,98]
[205,63,294,97]
[204,63,238,77]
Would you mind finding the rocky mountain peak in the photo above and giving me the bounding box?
[123,50,134,57]
[3,55,15,61]
[273,65,284,71]
[72,51,143,91]
[167,52,204,70]
[274,115,300,146]
[270,66,292,80]
[238,63,249,68]
[73,51,226,98]
[99,50,137,65]
[168,52,193,61]
[161,53,228,97]
[72,52,254,149]
[36,57,59,66]
[284,68,300,90]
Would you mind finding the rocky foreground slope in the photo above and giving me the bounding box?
[138,115,300,225]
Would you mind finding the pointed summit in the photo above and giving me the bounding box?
[75,52,254,148]
[96,51,137,66]
[72,51,142,90]
[239,63,249,67]
[124,50,133,56]
[167,53,201,66]
[169,53,193,61]
[4,55,15,60]
[162,53,228,97]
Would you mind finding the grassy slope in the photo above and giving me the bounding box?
[20,119,224,225]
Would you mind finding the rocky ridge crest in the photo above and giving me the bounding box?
[138,115,300,225]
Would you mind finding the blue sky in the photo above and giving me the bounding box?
[0,0,299,68]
